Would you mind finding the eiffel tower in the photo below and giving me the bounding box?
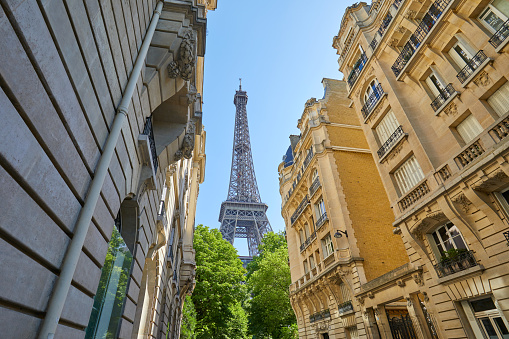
[219,81,272,258]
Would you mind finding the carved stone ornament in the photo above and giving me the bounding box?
[175,121,196,161]
[367,102,384,123]
[473,71,490,87]
[367,292,375,299]
[396,279,406,287]
[406,297,413,307]
[471,169,509,191]
[443,102,458,116]
[357,296,365,306]
[412,272,424,286]
[187,84,198,105]
[305,97,317,107]
[167,30,196,81]
[390,38,399,47]
[385,142,404,162]
[422,291,430,302]
[396,25,406,33]
[452,193,470,213]
[404,9,416,20]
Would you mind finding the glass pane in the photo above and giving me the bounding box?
[471,298,497,312]
[438,226,450,243]
[502,190,509,204]
[483,11,505,31]
[86,227,133,338]
[494,317,509,338]
[444,239,455,251]
[480,317,499,339]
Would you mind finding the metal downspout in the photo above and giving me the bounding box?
[38,2,164,338]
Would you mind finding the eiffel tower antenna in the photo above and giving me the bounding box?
[219,84,272,257]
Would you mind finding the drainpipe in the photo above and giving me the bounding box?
[38,2,164,338]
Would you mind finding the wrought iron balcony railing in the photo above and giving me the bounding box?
[291,195,309,225]
[143,117,159,172]
[377,126,404,159]
[338,300,354,315]
[309,177,321,197]
[303,147,314,169]
[300,231,317,252]
[310,309,331,323]
[361,83,385,119]
[315,212,328,230]
[433,250,478,278]
[370,12,394,51]
[489,19,509,48]
[430,84,456,112]
[456,50,488,84]
[391,0,451,77]
[347,53,368,88]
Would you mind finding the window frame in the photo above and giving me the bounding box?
[456,114,484,144]
[478,3,509,34]
[427,222,468,260]
[321,233,334,258]
[315,198,326,219]
[393,155,425,195]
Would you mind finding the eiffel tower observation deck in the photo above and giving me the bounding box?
[219,81,272,258]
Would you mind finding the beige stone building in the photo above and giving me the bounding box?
[279,79,409,338]
[0,0,214,338]
[333,0,509,338]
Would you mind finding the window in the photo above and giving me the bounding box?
[375,111,400,145]
[304,259,309,274]
[299,229,305,245]
[479,0,509,33]
[309,255,316,269]
[346,326,360,339]
[461,297,509,339]
[448,38,475,69]
[488,81,509,117]
[315,199,326,218]
[312,169,319,183]
[430,222,467,258]
[304,223,311,238]
[322,233,334,258]
[394,156,424,194]
[364,79,381,103]
[457,114,483,143]
[425,70,447,98]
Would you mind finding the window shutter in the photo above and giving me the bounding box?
[376,111,399,144]
[394,156,424,194]
[457,115,483,143]
[488,82,509,117]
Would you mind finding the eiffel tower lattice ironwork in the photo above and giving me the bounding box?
[219,81,272,257]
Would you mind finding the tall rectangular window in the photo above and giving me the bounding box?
[457,114,483,143]
[488,81,509,117]
[479,0,509,33]
[315,199,326,218]
[321,233,334,258]
[394,156,424,194]
[375,111,400,144]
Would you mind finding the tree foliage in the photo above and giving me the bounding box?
[246,232,298,339]
[191,225,248,339]
[180,295,197,339]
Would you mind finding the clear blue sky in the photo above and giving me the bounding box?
[196,0,351,256]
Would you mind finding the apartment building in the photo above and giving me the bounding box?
[333,0,509,337]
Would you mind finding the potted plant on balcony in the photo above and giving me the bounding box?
[440,248,468,275]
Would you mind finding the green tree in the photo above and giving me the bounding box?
[180,296,197,339]
[191,225,248,339]
[247,232,298,339]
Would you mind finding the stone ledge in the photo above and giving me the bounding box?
[436,264,484,285]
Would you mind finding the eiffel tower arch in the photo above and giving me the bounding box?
[219,82,272,257]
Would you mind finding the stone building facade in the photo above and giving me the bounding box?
[0,0,214,338]
[333,0,509,338]
[278,79,409,338]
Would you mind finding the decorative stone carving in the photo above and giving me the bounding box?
[404,9,416,20]
[367,292,375,299]
[305,97,317,107]
[422,292,429,302]
[187,84,198,105]
[427,211,445,221]
[167,30,196,81]
[357,296,365,306]
[473,71,490,87]
[385,142,404,162]
[406,297,413,307]
[443,102,458,116]
[412,272,424,286]
[390,38,399,47]
[396,279,406,287]
[175,121,196,161]
[452,193,470,213]
[471,169,509,191]
[396,25,406,33]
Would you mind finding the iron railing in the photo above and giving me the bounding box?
[456,50,488,83]
[310,309,331,323]
[430,84,456,112]
[347,53,368,88]
[291,195,309,225]
[338,301,354,315]
[300,231,317,252]
[361,83,385,119]
[309,177,321,197]
[370,12,394,51]
[434,250,478,278]
[315,212,328,230]
[391,0,451,77]
[143,117,159,172]
[489,19,509,48]
[377,126,404,159]
[303,147,314,169]
[393,0,403,9]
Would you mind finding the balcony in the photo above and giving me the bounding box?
[455,140,485,168]
[291,195,310,225]
[430,84,457,112]
[142,117,158,172]
[338,300,354,315]
[399,181,430,211]
[391,0,452,77]
[310,309,331,323]
[369,12,394,51]
[433,250,478,278]
[361,83,385,120]
[490,115,509,143]
[309,177,321,197]
[377,125,404,159]
[347,53,368,88]
[456,50,488,84]
[489,19,509,49]
[303,147,314,169]
[315,212,328,230]
[300,231,317,252]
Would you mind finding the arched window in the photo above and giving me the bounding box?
[311,169,319,183]
[364,79,380,103]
